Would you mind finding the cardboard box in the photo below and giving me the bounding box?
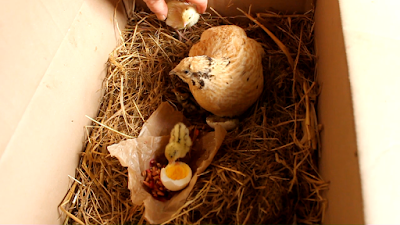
[1,0,398,224]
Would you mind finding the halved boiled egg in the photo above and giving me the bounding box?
[160,162,192,191]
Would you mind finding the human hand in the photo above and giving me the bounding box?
[143,0,207,21]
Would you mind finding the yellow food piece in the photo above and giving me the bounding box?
[165,163,190,180]
[160,162,192,191]
[165,122,192,163]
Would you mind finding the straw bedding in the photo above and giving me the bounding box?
[60,4,328,225]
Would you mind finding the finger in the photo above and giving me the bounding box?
[143,0,168,20]
[187,0,207,13]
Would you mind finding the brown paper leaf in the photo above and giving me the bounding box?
[138,102,186,137]
[108,102,227,224]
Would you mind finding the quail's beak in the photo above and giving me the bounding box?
[184,21,189,27]
[169,70,176,76]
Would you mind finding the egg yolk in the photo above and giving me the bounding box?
[165,163,189,180]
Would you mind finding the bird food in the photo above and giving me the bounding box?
[141,160,172,200]
[160,161,192,191]
[106,102,226,224]
[60,4,328,225]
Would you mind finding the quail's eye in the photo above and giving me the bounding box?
[188,16,192,19]
[184,70,189,74]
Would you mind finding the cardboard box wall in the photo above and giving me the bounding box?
[4,0,399,224]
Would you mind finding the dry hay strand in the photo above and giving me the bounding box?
[60,6,328,225]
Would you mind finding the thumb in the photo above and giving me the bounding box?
[143,0,168,20]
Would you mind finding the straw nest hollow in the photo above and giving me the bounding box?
[60,3,328,225]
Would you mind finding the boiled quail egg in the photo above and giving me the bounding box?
[160,162,192,191]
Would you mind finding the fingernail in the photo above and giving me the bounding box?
[157,14,166,21]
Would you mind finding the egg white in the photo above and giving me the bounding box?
[160,162,192,191]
